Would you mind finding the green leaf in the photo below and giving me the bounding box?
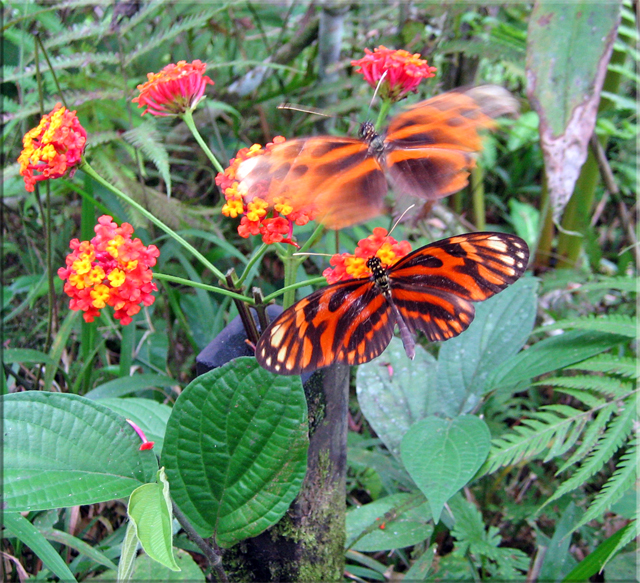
[346,493,432,552]
[3,512,77,583]
[562,522,634,582]
[401,415,491,522]
[538,502,579,582]
[487,330,629,394]
[128,468,179,571]
[356,338,438,459]
[2,348,56,366]
[161,357,308,547]
[117,521,138,582]
[434,277,538,416]
[83,373,176,400]
[403,543,438,581]
[39,528,118,571]
[3,392,158,511]
[540,314,637,338]
[99,397,171,454]
[526,0,622,220]
[105,549,205,582]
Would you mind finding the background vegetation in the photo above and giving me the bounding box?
[2,1,637,582]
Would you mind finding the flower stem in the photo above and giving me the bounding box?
[374,99,392,132]
[237,243,268,286]
[262,276,326,303]
[153,273,254,304]
[181,109,225,174]
[79,160,227,282]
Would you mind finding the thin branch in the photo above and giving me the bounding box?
[172,502,228,583]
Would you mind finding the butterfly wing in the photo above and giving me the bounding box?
[255,278,395,375]
[388,232,530,341]
[384,87,514,200]
[236,136,387,229]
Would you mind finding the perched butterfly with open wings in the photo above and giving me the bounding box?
[237,86,517,229]
[255,232,529,375]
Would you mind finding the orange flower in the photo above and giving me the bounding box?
[323,227,412,284]
[352,46,437,102]
[133,60,214,117]
[216,137,318,247]
[18,104,87,192]
[58,215,160,325]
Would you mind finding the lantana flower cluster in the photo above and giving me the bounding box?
[323,227,412,284]
[351,46,437,103]
[58,215,160,325]
[132,59,214,117]
[18,104,87,192]
[216,138,318,246]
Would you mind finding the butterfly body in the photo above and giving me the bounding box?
[236,86,518,229]
[255,232,529,375]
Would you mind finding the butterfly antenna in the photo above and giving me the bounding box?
[369,70,388,111]
[388,204,416,237]
[277,103,334,118]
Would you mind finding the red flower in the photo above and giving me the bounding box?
[323,227,412,284]
[126,419,155,451]
[352,46,437,103]
[133,60,214,117]
[216,137,318,246]
[58,215,160,325]
[18,104,87,192]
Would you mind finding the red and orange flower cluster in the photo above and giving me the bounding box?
[18,104,87,192]
[58,215,159,325]
[133,59,214,117]
[216,138,318,246]
[352,46,437,103]
[323,227,412,284]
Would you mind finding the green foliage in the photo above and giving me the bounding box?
[161,358,308,546]
[3,1,637,581]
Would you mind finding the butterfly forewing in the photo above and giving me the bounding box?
[255,278,395,375]
[389,232,529,300]
[237,136,387,229]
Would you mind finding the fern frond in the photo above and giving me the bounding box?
[540,314,636,338]
[126,6,228,65]
[538,375,635,400]
[483,404,592,474]
[602,516,638,569]
[572,438,637,532]
[118,0,168,35]
[43,19,110,49]
[577,277,639,293]
[122,122,171,197]
[2,91,124,125]
[568,354,638,379]
[555,404,616,474]
[537,398,635,511]
[5,52,120,84]
[548,387,606,409]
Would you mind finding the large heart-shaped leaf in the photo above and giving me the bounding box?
[4,392,158,511]
[434,277,538,416]
[401,415,491,522]
[161,357,308,547]
[356,338,437,459]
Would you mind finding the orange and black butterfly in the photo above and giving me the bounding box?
[237,86,517,229]
[255,232,529,375]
